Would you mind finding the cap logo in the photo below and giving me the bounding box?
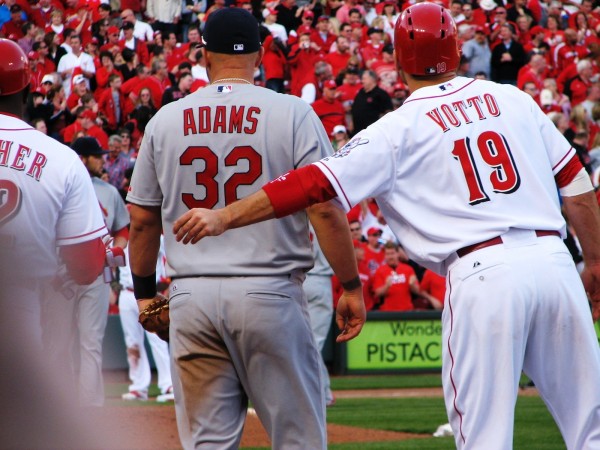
[234,44,244,51]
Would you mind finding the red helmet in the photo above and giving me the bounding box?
[394,3,460,76]
[0,38,30,96]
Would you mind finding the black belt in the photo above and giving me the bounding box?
[457,230,561,258]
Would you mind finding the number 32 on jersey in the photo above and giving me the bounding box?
[180,145,263,209]
[452,130,521,205]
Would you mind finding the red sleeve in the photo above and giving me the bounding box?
[112,226,129,240]
[555,154,584,188]
[262,164,338,218]
[60,237,105,285]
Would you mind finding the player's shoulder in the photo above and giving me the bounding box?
[92,176,121,197]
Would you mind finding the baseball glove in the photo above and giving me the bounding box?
[138,294,170,342]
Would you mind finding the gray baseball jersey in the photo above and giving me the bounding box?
[128,84,332,276]
[92,177,130,233]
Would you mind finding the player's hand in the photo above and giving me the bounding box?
[335,288,366,343]
[137,297,155,315]
[581,262,600,321]
[173,208,230,244]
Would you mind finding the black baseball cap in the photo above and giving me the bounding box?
[71,137,108,156]
[121,20,134,30]
[201,8,261,54]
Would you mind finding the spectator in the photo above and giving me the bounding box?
[263,8,288,45]
[120,20,149,66]
[145,0,181,37]
[359,26,385,69]
[390,81,409,109]
[370,43,397,95]
[1,5,25,40]
[180,0,205,40]
[420,269,445,310]
[543,77,571,115]
[336,0,366,26]
[133,86,157,116]
[363,226,385,275]
[312,79,345,136]
[18,22,38,54]
[372,241,422,312]
[67,73,91,113]
[553,28,589,77]
[119,9,154,42]
[564,58,597,106]
[311,15,336,53]
[57,34,95,97]
[275,0,303,35]
[491,23,527,85]
[288,34,328,102]
[262,34,288,93]
[161,72,193,105]
[331,124,350,151]
[99,73,127,132]
[517,53,548,91]
[325,35,352,77]
[104,134,131,192]
[351,70,392,135]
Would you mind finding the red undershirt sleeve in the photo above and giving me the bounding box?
[60,237,106,285]
[555,155,584,188]
[112,226,129,241]
[263,164,338,218]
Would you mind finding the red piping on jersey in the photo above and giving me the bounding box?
[58,225,108,242]
[446,273,466,445]
[552,147,575,172]
[402,79,477,105]
[315,162,353,209]
[555,155,583,188]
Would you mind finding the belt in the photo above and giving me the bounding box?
[457,230,561,258]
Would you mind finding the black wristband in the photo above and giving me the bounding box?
[341,276,362,291]
[132,272,157,300]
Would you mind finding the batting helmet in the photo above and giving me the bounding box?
[394,3,460,76]
[0,38,30,96]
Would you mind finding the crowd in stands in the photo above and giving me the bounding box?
[6,0,600,311]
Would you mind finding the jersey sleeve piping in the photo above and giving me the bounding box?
[314,160,353,210]
[552,147,576,173]
[56,224,108,246]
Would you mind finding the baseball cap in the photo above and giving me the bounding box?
[27,50,39,60]
[10,4,22,13]
[121,20,134,30]
[201,8,261,54]
[393,81,408,91]
[323,79,337,89]
[262,8,278,19]
[331,124,347,135]
[529,25,545,36]
[41,74,54,84]
[474,25,486,34]
[297,24,312,36]
[80,109,97,120]
[71,137,107,156]
[479,0,497,11]
[317,15,329,22]
[303,10,314,18]
[367,227,383,236]
[73,74,86,85]
[107,25,119,35]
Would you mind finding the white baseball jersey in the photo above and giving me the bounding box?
[128,83,333,277]
[315,77,569,274]
[0,114,107,281]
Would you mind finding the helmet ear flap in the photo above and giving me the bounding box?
[394,3,460,76]
[0,38,30,96]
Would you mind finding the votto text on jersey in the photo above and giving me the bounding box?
[182,105,261,135]
[425,93,501,132]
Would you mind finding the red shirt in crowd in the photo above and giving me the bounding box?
[372,262,417,312]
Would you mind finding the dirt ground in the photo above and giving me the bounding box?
[90,386,540,449]
[93,388,443,449]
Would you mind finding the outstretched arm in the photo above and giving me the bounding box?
[307,201,366,342]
